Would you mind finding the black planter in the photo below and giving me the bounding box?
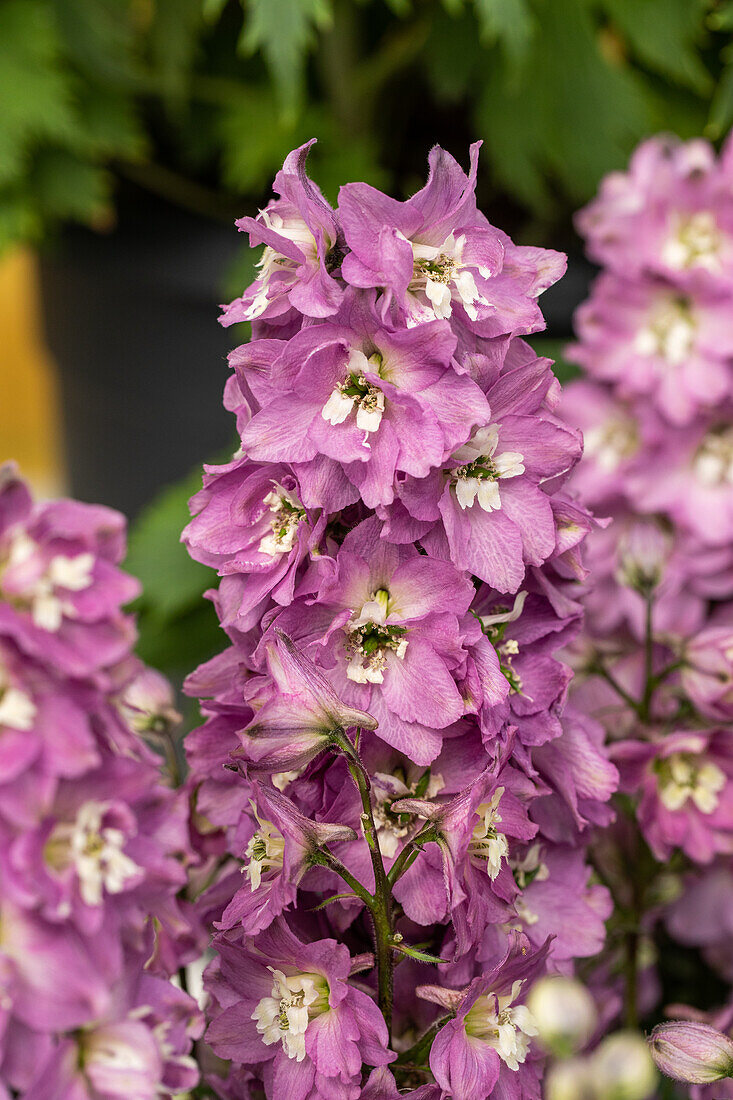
[38,187,242,519]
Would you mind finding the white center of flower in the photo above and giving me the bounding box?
[583,416,639,472]
[245,211,317,320]
[634,296,696,365]
[451,426,524,512]
[372,770,445,858]
[409,233,489,321]
[662,210,722,272]
[322,350,385,446]
[469,788,508,881]
[1,531,94,632]
[511,843,550,890]
[258,484,306,558]
[0,664,36,731]
[243,811,286,891]
[656,752,726,814]
[693,428,733,487]
[45,801,141,907]
[465,979,539,1071]
[252,968,329,1061]
[345,588,408,684]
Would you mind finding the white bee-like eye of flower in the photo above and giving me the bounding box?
[258,485,306,558]
[243,813,286,891]
[693,428,733,487]
[450,426,524,512]
[252,969,329,1061]
[662,210,722,272]
[410,233,488,322]
[465,979,539,1070]
[656,751,726,814]
[0,670,36,731]
[634,296,696,365]
[345,592,408,684]
[322,351,385,445]
[245,212,317,320]
[0,531,95,632]
[45,801,141,907]
[583,416,639,472]
[469,788,508,880]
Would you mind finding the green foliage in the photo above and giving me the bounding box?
[124,470,222,683]
[0,0,729,252]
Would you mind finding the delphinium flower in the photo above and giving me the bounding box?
[183,140,616,1097]
[560,133,733,1043]
[0,465,201,1096]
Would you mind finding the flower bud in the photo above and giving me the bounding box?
[526,976,598,1057]
[589,1031,657,1100]
[545,1058,596,1100]
[681,627,733,721]
[615,520,669,595]
[650,1021,733,1084]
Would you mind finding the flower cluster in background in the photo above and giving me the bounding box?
[182,140,623,1099]
[0,466,201,1099]
[560,134,733,1097]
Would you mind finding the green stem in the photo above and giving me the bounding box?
[639,595,655,722]
[395,1017,449,1067]
[336,731,395,1038]
[310,849,376,909]
[387,823,437,886]
[592,660,644,715]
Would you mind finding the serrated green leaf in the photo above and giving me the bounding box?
[472,0,535,72]
[148,0,203,105]
[125,470,217,623]
[601,0,712,96]
[30,150,110,222]
[240,0,333,110]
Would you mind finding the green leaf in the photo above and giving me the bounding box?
[707,44,733,138]
[148,0,203,105]
[475,0,652,212]
[601,0,712,96]
[240,0,333,111]
[30,150,110,223]
[472,0,535,72]
[393,943,448,964]
[125,469,216,624]
[0,0,76,186]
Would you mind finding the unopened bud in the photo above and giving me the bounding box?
[616,521,669,595]
[590,1031,657,1100]
[526,976,597,1057]
[650,1021,733,1084]
[545,1058,595,1100]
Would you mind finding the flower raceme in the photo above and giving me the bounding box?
[183,138,613,1098]
[0,468,201,1097]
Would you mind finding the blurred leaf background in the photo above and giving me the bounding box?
[1,0,731,681]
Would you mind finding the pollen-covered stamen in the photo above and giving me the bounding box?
[0,665,36,731]
[0,531,94,632]
[345,587,408,683]
[498,639,523,694]
[693,427,733,487]
[584,415,640,472]
[44,802,141,907]
[410,233,488,321]
[662,210,722,272]
[464,979,539,1071]
[450,426,525,512]
[469,788,509,881]
[252,968,330,1062]
[258,484,306,557]
[243,809,286,891]
[322,353,385,439]
[634,296,696,365]
[655,752,726,814]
